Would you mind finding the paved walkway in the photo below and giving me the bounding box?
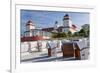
[21,50,75,63]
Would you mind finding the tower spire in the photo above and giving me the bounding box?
[63,14,72,27]
[26,20,35,37]
[63,14,70,20]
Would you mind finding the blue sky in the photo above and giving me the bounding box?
[21,10,89,34]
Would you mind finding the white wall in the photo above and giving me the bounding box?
[21,41,48,53]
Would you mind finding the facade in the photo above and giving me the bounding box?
[62,14,72,33]
[41,14,77,34]
[26,20,35,37]
[21,14,77,42]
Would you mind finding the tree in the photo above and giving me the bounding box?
[73,32,79,36]
[58,32,67,37]
[51,32,57,38]
[51,32,67,38]
[82,24,90,37]
[86,27,89,37]
[79,28,86,37]
[67,31,72,37]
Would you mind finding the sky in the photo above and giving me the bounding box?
[20,10,89,35]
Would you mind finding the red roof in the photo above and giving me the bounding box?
[21,36,48,42]
[72,24,77,28]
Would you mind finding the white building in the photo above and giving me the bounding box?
[62,14,77,34]
[25,20,35,37]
